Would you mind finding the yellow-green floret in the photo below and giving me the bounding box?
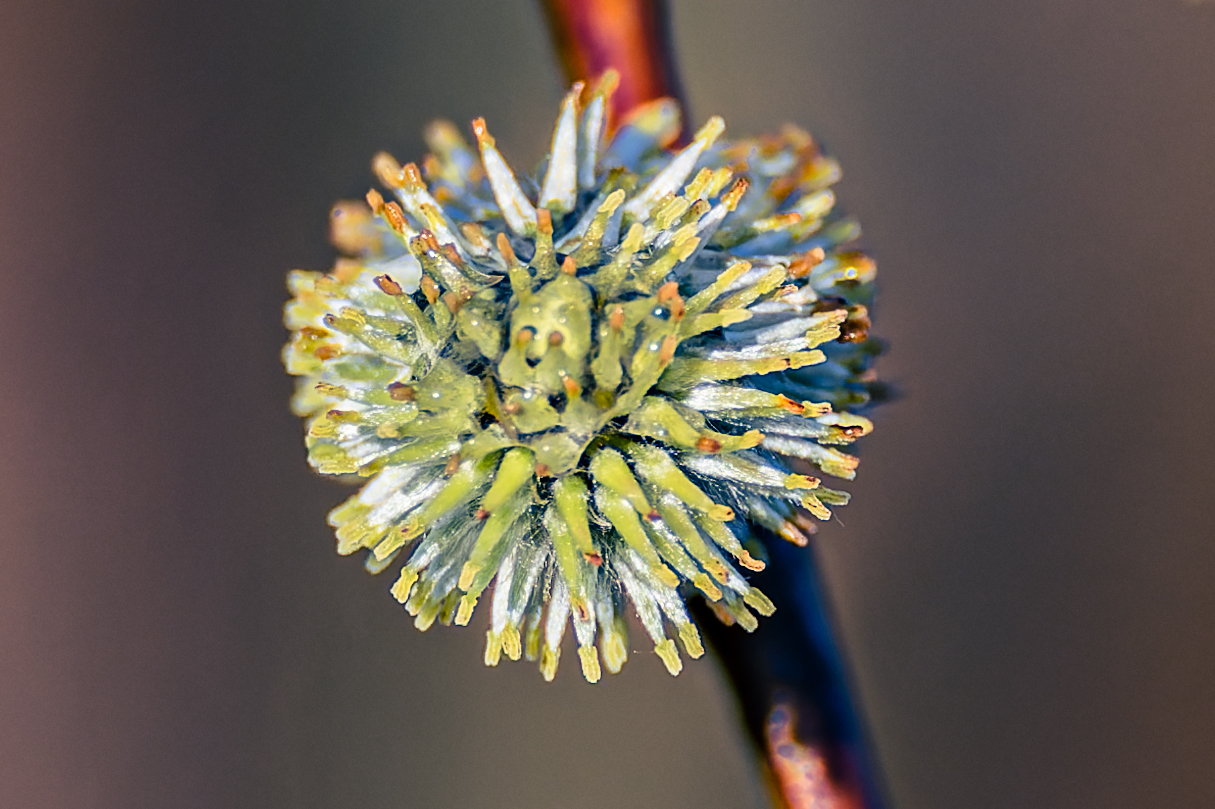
[284,75,880,681]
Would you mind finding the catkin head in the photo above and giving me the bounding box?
[284,74,880,681]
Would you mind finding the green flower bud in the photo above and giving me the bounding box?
[284,73,881,681]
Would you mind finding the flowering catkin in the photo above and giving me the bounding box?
[284,74,879,681]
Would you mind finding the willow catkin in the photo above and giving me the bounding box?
[284,74,880,681]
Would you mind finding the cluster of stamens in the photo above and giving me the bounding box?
[284,73,880,680]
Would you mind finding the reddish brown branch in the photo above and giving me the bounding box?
[539,0,686,136]
[537,4,888,807]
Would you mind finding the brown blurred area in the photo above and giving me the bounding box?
[2,1,1214,807]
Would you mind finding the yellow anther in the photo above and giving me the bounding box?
[578,646,602,683]
[655,639,682,676]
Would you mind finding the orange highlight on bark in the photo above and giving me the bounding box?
[539,0,684,138]
[766,705,865,809]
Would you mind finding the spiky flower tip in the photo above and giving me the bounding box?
[284,73,880,682]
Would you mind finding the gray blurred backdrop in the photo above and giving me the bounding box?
[3,1,1214,807]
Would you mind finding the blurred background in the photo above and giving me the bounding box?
[3,1,1214,807]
